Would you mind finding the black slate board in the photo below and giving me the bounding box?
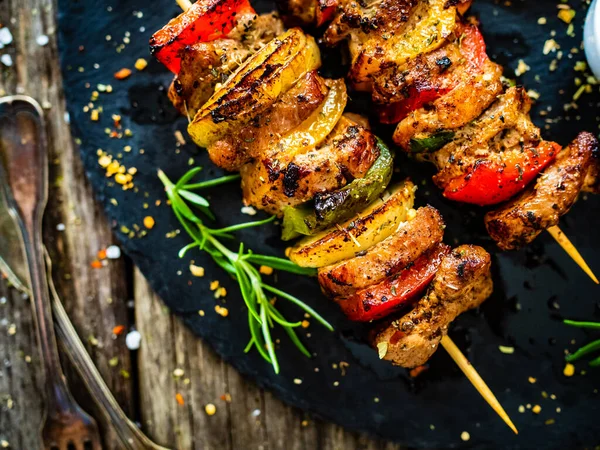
[57,1,600,448]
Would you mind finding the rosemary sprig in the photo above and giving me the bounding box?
[564,319,600,367]
[158,167,333,374]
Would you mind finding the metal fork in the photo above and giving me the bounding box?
[0,96,102,450]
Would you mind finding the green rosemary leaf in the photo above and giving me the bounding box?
[260,299,279,374]
[246,254,317,276]
[270,307,311,358]
[212,216,275,234]
[178,242,199,258]
[265,302,303,328]
[170,191,202,223]
[248,312,271,363]
[565,338,600,362]
[262,283,334,332]
[564,319,600,330]
[183,173,241,190]
[178,189,210,207]
[175,166,203,188]
[589,355,600,367]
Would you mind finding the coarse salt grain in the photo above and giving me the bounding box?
[241,206,257,216]
[106,245,121,259]
[1,54,13,67]
[36,35,49,46]
[125,330,141,350]
[0,28,13,46]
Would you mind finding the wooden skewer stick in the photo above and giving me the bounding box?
[177,0,193,11]
[172,0,519,434]
[546,225,599,284]
[440,336,518,434]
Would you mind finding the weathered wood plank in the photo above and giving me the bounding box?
[0,282,44,450]
[1,1,404,449]
[0,0,134,448]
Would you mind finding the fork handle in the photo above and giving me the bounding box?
[21,214,75,416]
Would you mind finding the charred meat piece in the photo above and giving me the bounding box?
[336,243,450,322]
[485,132,599,250]
[318,206,445,297]
[371,245,492,368]
[168,13,284,117]
[207,70,328,171]
[393,59,503,150]
[431,86,541,188]
[240,114,379,215]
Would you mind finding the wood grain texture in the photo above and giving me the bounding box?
[0,0,401,449]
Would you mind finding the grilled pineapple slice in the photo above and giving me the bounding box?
[288,181,416,268]
[188,28,321,148]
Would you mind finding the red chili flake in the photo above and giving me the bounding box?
[90,260,103,269]
[409,365,428,378]
[175,393,185,406]
[114,68,132,80]
[97,249,107,260]
[112,325,125,335]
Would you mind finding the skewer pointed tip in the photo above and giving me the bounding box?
[440,336,518,435]
[546,226,599,284]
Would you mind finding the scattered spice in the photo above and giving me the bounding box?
[499,345,515,354]
[135,58,148,71]
[112,325,125,335]
[190,264,205,277]
[205,403,216,415]
[557,8,575,24]
[460,431,470,442]
[90,260,103,269]
[532,404,542,414]
[259,265,273,275]
[176,393,185,406]
[143,216,155,229]
[563,362,575,377]
[409,365,428,378]
[293,378,303,385]
[173,368,185,377]
[210,280,220,291]
[215,305,229,317]
[301,320,310,328]
[220,393,232,402]
[528,376,537,384]
[114,68,132,79]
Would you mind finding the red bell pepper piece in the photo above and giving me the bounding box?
[150,0,256,74]
[378,85,452,124]
[316,0,338,26]
[335,244,450,322]
[459,23,488,69]
[376,24,487,125]
[443,141,561,206]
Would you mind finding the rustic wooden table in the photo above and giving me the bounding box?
[0,1,401,449]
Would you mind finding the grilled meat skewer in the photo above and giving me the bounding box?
[151,2,493,369]
[373,245,492,368]
[283,0,600,253]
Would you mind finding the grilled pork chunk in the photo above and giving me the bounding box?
[240,113,379,215]
[208,71,328,172]
[168,13,284,117]
[318,206,445,297]
[485,132,599,250]
[372,245,492,368]
[431,86,541,188]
